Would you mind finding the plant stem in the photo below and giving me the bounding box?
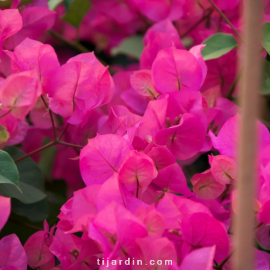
[58,123,70,140]
[213,251,234,270]
[226,71,241,100]
[48,30,90,53]
[0,108,12,119]
[14,139,84,163]
[9,218,43,231]
[255,222,264,229]
[208,0,242,41]
[181,8,213,38]
[13,94,83,162]
[136,179,139,198]
[14,141,56,163]
[57,140,83,149]
[48,30,109,67]
[40,95,57,140]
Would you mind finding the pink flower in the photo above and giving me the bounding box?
[134,236,177,269]
[0,9,22,42]
[80,134,133,185]
[137,97,168,142]
[153,163,192,196]
[24,221,55,269]
[99,105,141,136]
[4,7,56,50]
[48,53,114,125]
[155,113,206,160]
[146,145,175,170]
[152,46,207,93]
[0,234,27,270]
[0,196,10,232]
[130,0,184,22]
[0,70,41,119]
[0,110,28,146]
[118,150,158,188]
[210,155,237,184]
[130,69,158,98]
[5,38,60,93]
[209,114,270,160]
[179,246,216,270]
[191,169,226,200]
[181,213,229,264]
[140,20,184,69]
[156,193,212,228]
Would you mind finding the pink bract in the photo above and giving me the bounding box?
[152,163,192,196]
[181,212,230,263]
[155,113,206,160]
[80,134,133,185]
[210,155,237,184]
[0,70,41,119]
[48,53,114,125]
[0,9,22,41]
[118,150,158,188]
[152,46,206,93]
[140,19,184,69]
[209,114,270,160]
[5,38,60,93]
[4,7,56,50]
[0,196,10,231]
[155,193,212,228]
[130,69,158,98]
[191,169,226,200]
[146,145,175,170]
[179,246,216,270]
[24,221,54,269]
[0,234,27,270]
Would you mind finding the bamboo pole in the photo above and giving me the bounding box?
[234,1,263,270]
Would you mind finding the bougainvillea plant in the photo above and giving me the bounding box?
[1,0,270,269]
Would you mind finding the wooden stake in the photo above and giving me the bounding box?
[234,1,263,270]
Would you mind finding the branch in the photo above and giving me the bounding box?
[213,251,234,270]
[0,108,12,119]
[226,71,241,100]
[57,140,83,149]
[9,218,43,231]
[58,123,70,140]
[14,141,55,163]
[181,8,213,38]
[40,95,57,140]
[208,0,242,41]
[14,139,83,163]
[48,30,90,54]
[47,30,108,67]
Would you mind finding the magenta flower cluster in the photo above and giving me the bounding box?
[0,0,270,269]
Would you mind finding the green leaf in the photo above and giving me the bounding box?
[11,199,48,222]
[0,150,20,189]
[0,0,32,7]
[0,147,46,204]
[62,0,91,28]
[111,36,144,60]
[262,22,270,55]
[0,125,9,144]
[48,0,63,10]
[261,60,270,95]
[201,33,238,60]
[64,0,73,10]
